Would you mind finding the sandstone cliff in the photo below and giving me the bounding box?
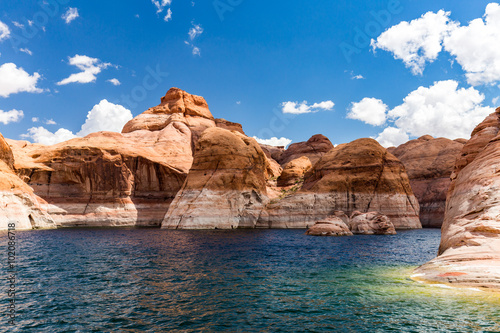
[0,133,55,230]
[278,134,333,165]
[414,108,500,289]
[259,138,421,229]
[389,135,465,228]
[162,127,270,229]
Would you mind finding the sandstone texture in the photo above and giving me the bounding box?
[0,134,55,230]
[259,138,421,229]
[277,156,312,187]
[260,144,285,162]
[414,108,500,289]
[306,217,353,236]
[389,135,466,228]
[278,134,333,165]
[215,118,245,135]
[162,127,270,229]
[348,211,396,235]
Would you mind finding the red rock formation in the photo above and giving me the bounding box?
[278,134,334,165]
[277,156,312,187]
[215,118,245,135]
[349,211,396,235]
[0,133,55,230]
[162,127,270,229]
[306,217,353,236]
[11,121,193,227]
[414,108,500,289]
[259,144,285,162]
[389,135,466,228]
[259,138,421,229]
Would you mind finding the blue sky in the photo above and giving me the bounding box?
[0,0,499,147]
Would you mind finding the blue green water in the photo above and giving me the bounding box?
[1,229,500,332]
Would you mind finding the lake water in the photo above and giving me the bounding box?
[1,228,500,332]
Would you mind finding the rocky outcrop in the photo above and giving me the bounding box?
[0,133,55,230]
[278,134,334,165]
[306,217,353,236]
[348,211,396,235]
[414,108,500,289]
[389,135,466,228]
[11,121,193,227]
[260,144,285,162]
[277,156,312,187]
[215,118,245,135]
[162,127,270,229]
[122,87,215,144]
[259,138,421,229]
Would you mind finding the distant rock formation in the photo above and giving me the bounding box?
[277,156,312,187]
[414,108,500,289]
[349,211,396,235]
[259,144,285,162]
[215,118,245,135]
[278,134,333,165]
[0,134,55,230]
[162,127,270,229]
[306,217,353,236]
[388,135,466,228]
[259,138,421,229]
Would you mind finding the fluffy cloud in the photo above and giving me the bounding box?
[347,98,388,126]
[62,8,79,24]
[371,10,456,75]
[107,78,121,86]
[375,127,409,148]
[349,81,494,147]
[0,63,43,97]
[152,0,172,13]
[443,3,500,86]
[252,136,292,148]
[0,109,23,125]
[23,100,133,145]
[0,20,10,41]
[164,8,172,22]
[77,99,133,136]
[372,3,500,85]
[23,127,77,146]
[57,55,110,85]
[189,23,203,40]
[281,100,334,114]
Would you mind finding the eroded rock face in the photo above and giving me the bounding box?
[277,156,312,187]
[215,118,245,135]
[414,108,500,289]
[389,135,466,228]
[278,134,333,165]
[348,211,396,235]
[0,133,55,230]
[260,144,285,162]
[306,217,353,236]
[122,87,215,143]
[259,138,421,229]
[162,127,270,229]
[11,122,192,227]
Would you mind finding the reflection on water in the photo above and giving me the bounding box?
[1,228,499,332]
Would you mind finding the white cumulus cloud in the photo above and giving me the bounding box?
[57,55,111,85]
[164,8,172,22]
[0,63,43,97]
[375,127,409,148]
[347,98,388,126]
[371,10,457,75]
[281,100,334,115]
[152,0,172,13]
[107,78,121,86]
[0,109,23,125]
[253,136,292,148]
[23,100,133,145]
[62,8,79,24]
[0,20,10,41]
[188,23,203,40]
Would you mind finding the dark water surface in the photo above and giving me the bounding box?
[1,228,500,332]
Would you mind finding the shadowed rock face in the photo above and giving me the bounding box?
[278,134,334,166]
[414,107,500,289]
[389,135,466,228]
[0,133,55,230]
[259,138,421,229]
[162,127,270,229]
[11,122,193,227]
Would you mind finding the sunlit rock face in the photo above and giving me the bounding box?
[162,127,270,229]
[277,134,334,166]
[259,138,421,229]
[389,135,466,228]
[415,108,500,289]
[0,133,55,230]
